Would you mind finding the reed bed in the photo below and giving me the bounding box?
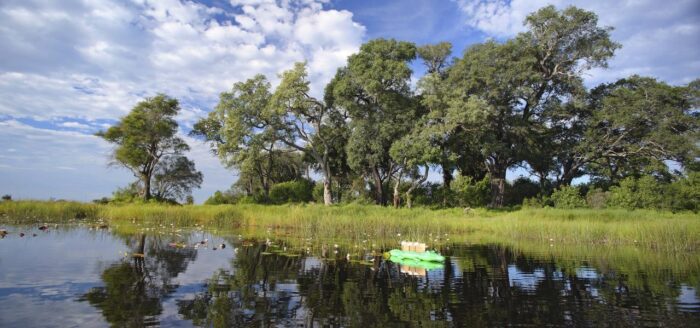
[1,201,697,252]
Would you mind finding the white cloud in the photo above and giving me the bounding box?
[59,121,92,130]
[453,0,700,85]
[0,0,366,200]
[0,0,365,121]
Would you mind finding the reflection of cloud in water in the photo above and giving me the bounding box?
[508,265,547,292]
[677,284,700,312]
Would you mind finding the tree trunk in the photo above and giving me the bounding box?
[323,177,332,206]
[372,166,385,205]
[442,164,453,188]
[143,175,152,201]
[393,178,401,208]
[442,163,452,207]
[489,167,507,208]
[405,166,429,210]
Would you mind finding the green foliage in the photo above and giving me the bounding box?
[585,188,609,209]
[312,183,325,203]
[268,179,315,204]
[608,176,662,209]
[204,191,239,205]
[505,178,541,206]
[111,183,141,204]
[450,175,490,207]
[151,156,203,202]
[669,172,700,212]
[551,186,587,209]
[97,94,191,200]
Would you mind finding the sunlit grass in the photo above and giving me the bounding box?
[1,201,698,252]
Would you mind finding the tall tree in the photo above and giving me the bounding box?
[582,76,698,183]
[330,39,420,205]
[268,62,349,205]
[446,5,619,207]
[97,94,190,201]
[151,156,203,202]
[191,75,292,198]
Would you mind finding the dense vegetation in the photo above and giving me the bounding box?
[190,5,697,209]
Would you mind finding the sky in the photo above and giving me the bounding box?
[0,0,698,202]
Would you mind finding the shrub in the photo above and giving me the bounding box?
[111,183,141,203]
[522,195,552,208]
[269,179,314,204]
[550,185,587,209]
[204,190,239,205]
[585,188,609,209]
[668,172,699,212]
[1,194,11,201]
[608,175,666,210]
[450,175,490,207]
[312,183,325,203]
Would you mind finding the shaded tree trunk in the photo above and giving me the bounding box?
[442,163,453,207]
[143,175,152,201]
[323,177,332,206]
[489,165,507,208]
[405,166,429,209]
[372,166,385,205]
[393,175,402,208]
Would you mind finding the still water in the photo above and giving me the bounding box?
[0,224,698,327]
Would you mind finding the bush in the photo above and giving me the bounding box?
[450,175,490,207]
[585,188,609,209]
[111,183,141,203]
[312,183,325,203]
[550,186,587,209]
[269,179,314,204]
[522,195,552,208]
[2,194,11,201]
[608,175,665,210]
[204,190,239,205]
[668,172,699,212]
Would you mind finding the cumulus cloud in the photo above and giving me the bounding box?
[453,0,700,85]
[0,0,366,201]
[0,0,365,121]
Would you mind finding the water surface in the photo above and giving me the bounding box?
[0,224,698,327]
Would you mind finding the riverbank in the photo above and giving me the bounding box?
[1,201,698,252]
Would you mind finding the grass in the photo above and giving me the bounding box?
[2,200,698,294]
[1,201,698,253]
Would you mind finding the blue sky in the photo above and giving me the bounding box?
[1,0,698,202]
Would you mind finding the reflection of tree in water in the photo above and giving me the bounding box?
[177,243,305,327]
[168,240,695,327]
[79,234,197,327]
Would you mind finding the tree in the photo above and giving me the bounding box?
[151,156,203,203]
[267,62,349,205]
[584,76,699,183]
[533,76,698,189]
[446,5,619,207]
[97,94,191,201]
[330,39,420,205]
[192,75,291,198]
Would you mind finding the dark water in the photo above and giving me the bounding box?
[0,225,698,327]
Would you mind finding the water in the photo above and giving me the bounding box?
[0,224,698,327]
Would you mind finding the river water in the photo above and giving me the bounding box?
[0,224,698,327]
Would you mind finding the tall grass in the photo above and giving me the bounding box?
[1,201,698,252]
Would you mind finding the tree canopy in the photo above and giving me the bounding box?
[98,94,201,202]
